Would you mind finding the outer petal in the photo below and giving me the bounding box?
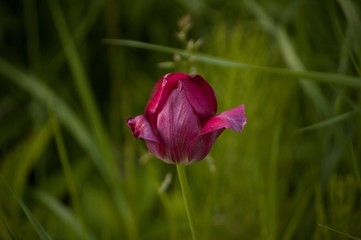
[156,84,201,164]
[200,104,247,135]
[127,115,164,159]
[187,129,223,163]
[145,72,189,115]
[187,105,246,163]
[145,73,189,128]
[183,74,217,121]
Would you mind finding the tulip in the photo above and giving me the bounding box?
[127,72,246,164]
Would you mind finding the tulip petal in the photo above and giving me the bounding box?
[145,72,189,115]
[156,86,200,163]
[183,74,217,120]
[200,104,247,135]
[145,73,190,128]
[187,105,246,163]
[127,115,164,159]
[188,129,223,163]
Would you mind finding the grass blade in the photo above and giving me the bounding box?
[296,110,359,133]
[276,27,330,114]
[50,114,86,235]
[0,207,17,240]
[0,120,52,210]
[0,58,104,177]
[2,181,52,240]
[47,1,137,238]
[102,39,361,88]
[350,144,361,191]
[47,0,123,194]
[16,199,52,240]
[49,0,104,72]
[242,0,330,114]
[35,190,94,240]
[318,224,361,240]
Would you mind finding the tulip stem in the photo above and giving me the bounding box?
[176,164,197,240]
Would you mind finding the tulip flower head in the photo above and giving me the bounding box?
[127,72,246,164]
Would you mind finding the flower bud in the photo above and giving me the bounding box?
[127,72,246,164]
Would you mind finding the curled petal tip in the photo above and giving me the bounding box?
[200,104,247,135]
[127,115,159,142]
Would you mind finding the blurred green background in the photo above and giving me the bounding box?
[0,0,361,239]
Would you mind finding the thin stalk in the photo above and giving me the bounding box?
[176,165,196,240]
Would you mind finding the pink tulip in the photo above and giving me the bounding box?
[127,72,246,164]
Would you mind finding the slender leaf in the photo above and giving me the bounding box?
[243,0,331,114]
[0,120,52,204]
[16,199,52,240]
[350,144,361,191]
[318,224,361,240]
[0,206,17,240]
[3,182,52,240]
[0,58,104,177]
[35,190,95,240]
[50,114,85,234]
[49,0,104,72]
[103,39,361,88]
[296,110,359,133]
[47,1,137,239]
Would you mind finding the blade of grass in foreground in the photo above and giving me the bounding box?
[350,144,361,191]
[16,199,52,240]
[242,0,330,114]
[49,0,104,73]
[0,207,16,240]
[49,114,86,236]
[48,1,137,238]
[11,121,52,197]
[102,39,361,88]
[296,110,359,133]
[0,58,103,176]
[2,181,52,240]
[48,0,113,169]
[318,224,361,240]
[35,190,94,240]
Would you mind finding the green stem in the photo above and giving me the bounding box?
[176,164,196,240]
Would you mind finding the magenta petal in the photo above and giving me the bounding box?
[183,74,217,120]
[127,115,158,141]
[200,104,247,135]
[127,115,164,159]
[187,105,246,163]
[156,86,200,164]
[187,129,223,163]
[145,72,189,115]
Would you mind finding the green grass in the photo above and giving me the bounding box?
[0,0,360,239]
